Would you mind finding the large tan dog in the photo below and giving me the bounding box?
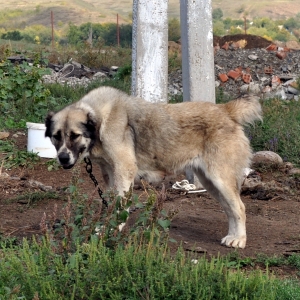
[45,86,262,248]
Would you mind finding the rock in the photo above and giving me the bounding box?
[0,132,9,140]
[286,40,300,51]
[288,168,300,175]
[276,88,287,100]
[287,85,300,95]
[252,151,283,166]
[248,54,258,61]
[248,82,261,95]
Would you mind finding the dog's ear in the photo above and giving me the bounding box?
[45,112,54,137]
[86,112,97,131]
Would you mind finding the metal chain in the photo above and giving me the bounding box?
[84,157,108,208]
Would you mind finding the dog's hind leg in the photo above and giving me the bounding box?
[193,167,246,249]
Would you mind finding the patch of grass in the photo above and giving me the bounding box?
[0,139,40,168]
[7,191,60,206]
[0,235,20,249]
[0,154,300,298]
[246,98,300,166]
[45,158,61,171]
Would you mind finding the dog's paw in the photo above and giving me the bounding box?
[221,235,246,249]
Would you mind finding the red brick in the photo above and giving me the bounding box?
[227,70,241,80]
[218,73,228,82]
[221,42,229,51]
[272,75,281,85]
[276,51,287,59]
[264,66,273,74]
[234,66,243,74]
[266,44,277,51]
[242,73,252,84]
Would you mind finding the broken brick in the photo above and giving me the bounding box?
[221,42,229,51]
[227,70,241,80]
[218,73,228,83]
[234,66,243,74]
[276,51,287,60]
[242,73,252,84]
[264,66,273,74]
[266,44,277,51]
[272,75,281,85]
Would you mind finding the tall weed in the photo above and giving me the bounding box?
[247,98,300,166]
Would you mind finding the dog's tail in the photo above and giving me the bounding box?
[224,95,262,126]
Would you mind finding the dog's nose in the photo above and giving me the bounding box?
[58,152,70,165]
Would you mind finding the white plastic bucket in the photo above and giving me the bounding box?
[26,122,57,158]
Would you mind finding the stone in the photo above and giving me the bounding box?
[248,54,258,60]
[276,88,287,100]
[287,85,300,95]
[276,51,287,60]
[248,82,261,95]
[252,151,283,166]
[286,40,300,50]
[288,168,300,175]
[0,132,9,140]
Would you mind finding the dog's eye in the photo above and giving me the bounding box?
[70,133,80,140]
[53,133,61,141]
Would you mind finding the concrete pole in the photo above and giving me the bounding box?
[180,0,215,103]
[180,0,215,186]
[131,0,168,103]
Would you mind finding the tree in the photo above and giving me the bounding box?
[1,30,22,41]
[212,8,223,20]
[213,20,225,36]
[284,17,298,31]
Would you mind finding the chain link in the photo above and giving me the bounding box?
[84,157,108,208]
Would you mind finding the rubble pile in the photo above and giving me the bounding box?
[9,34,300,100]
[169,37,300,100]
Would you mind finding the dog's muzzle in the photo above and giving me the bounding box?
[58,152,74,169]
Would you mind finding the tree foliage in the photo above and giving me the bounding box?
[212,8,223,20]
[1,12,300,46]
[66,22,132,47]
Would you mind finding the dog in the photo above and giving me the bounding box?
[45,86,262,249]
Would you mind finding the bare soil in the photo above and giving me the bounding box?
[213,34,271,49]
[1,131,300,277]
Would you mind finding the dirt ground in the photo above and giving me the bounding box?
[1,130,300,277]
[213,34,272,49]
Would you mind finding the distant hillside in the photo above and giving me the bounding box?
[0,0,299,30]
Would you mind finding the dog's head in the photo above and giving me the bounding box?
[45,106,97,169]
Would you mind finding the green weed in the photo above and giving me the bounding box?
[0,139,40,168]
[45,158,61,171]
[7,191,60,207]
[246,98,300,166]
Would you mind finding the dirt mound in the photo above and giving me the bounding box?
[214,34,271,49]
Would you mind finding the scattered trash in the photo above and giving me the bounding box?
[172,179,206,193]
